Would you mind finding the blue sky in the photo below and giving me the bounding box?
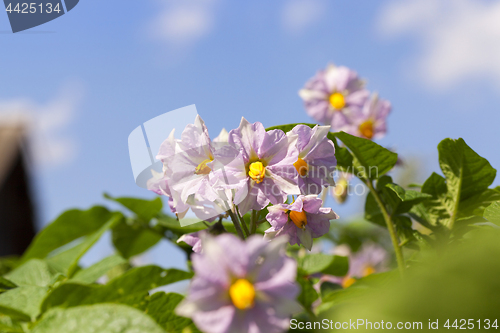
[1,0,500,269]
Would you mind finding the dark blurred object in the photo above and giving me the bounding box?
[0,123,36,256]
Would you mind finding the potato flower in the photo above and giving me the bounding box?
[288,125,336,195]
[216,117,300,215]
[340,93,391,140]
[264,195,339,250]
[176,234,300,333]
[299,64,369,131]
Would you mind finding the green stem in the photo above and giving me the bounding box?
[365,180,405,277]
[250,210,258,234]
[227,210,246,239]
[236,206,250,237]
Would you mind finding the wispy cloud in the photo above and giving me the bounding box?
[0,83,84,168]
[377,0,500,89]
[147,0,219,50]
[281,0,326,34]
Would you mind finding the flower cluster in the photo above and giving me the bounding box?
[299,64,391,140]
[148,116,339,248]
[145,62,396,333]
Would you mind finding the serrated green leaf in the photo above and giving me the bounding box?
[32,304,166,333]
[46,215,122,277]
[112,220,163,259]
[21,206,115,263]
[484,201,500,226]
[333,132,398,180]
[42,266,192,312]
[104,194,163,222]
[71,255,127,284]
[0,286,48,321]
[300,254,349,276]
[145,292,201,333]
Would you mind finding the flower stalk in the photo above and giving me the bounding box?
[365,180,405,277]
[227,209,246,239]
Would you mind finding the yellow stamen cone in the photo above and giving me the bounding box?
[229,279,255,310]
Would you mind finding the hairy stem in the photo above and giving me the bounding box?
[365,180,405,277]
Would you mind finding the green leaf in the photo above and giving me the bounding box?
[21,206,115,262]
[385,183,432,209]
[112,221,163,259]
[0,286,48,321]
[412,139,497,230]
[265,123,317,133]
[71,255,127,284]
[437,138,496,228]
[439,138,496,202]
[458,189,500,219]
[0,277,16,293]
[156,214,207,238]
[0,315,24,332]
[46,215,122,276]
[104,194,163,222]
[5,259,56,287]
[484,201,500,226]
[297,276,318,310]
[0,256,19,276]
[328,133,354,173]
[42,266,193,311]
[31,304,166,333]
[332,132,398,180]
[319,282,342,300]
[364,191,386,227]
[300,254,349,277]
[145,292,201,333]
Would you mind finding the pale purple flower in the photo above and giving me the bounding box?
[148,116,235,221]
[347,243,389,278]
[340,93,391,140]
[177,232,203,253]
[321,243,389,288]
[299,64,369,131]
[215,117,300,215]
[289,125,336,195]
[264,195,339,250]
[176,234,301,333]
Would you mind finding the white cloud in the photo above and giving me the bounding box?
[148,0,219,49]
[377,0,500,89]
[281,0,326,34]
[0,83,83,168]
